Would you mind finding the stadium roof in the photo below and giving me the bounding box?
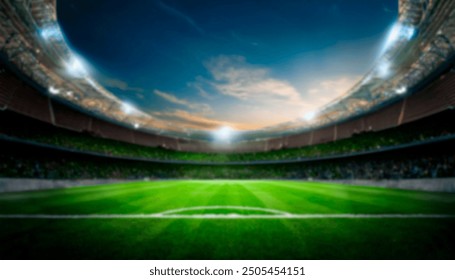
[0,0,454,141]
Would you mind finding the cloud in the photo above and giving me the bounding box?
[197,89,215,100]
[154,89,212,114]
[153,110,259,131]
[153,110,221,130]
[204,55,301,103]
[208,74,361,128]
[151,56,361,132]
[152,75,360,131]
[305,76,362,105]
[157,1,204,34]
[178,55,361,129]
[188,81,216,100]
[101,77,144,93]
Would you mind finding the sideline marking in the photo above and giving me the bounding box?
[0,214,454,219]
[158,205,290,215]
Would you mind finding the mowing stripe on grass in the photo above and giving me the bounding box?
[1,214,455,219]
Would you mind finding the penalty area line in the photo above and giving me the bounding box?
[0,214,455,219]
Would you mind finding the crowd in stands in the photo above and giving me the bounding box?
[1,110,455,163]
[1,146,453,180]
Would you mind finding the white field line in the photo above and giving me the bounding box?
[0,214,455,219]
[158,206,290,215]
[1,204,454,220]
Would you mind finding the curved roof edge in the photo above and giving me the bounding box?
[0,0,454,143]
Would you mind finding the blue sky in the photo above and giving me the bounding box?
[58,0,397,131]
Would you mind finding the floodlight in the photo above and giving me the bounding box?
[377,61,391,78]
[382,22,416,52]
[304,111,317,121]
[385,24,401,47]
[65,56,87,77]
[134,123,140,129]
[121,103,136,114]
[401,25,416,40]
[49,86,60,95]
[395,86,407,95]
[214,126,234,142]
[40,25,61,40]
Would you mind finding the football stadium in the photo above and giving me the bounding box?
[1,0,455,260]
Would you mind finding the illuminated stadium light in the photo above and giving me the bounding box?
[48,86,60,95]
[303,111,317,121]
[39,25,62,40]
[121,103,136,115]
[134,123,140,129]
[66,91,73,97]
[382,22,416,52]
[401,25,416,40]
[386,24,401,45]
[65,56,87,77]
[395,86,407,95]
[377,60,391,78]
[213,126,235,142]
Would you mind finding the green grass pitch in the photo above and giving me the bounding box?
[1,180,455,259]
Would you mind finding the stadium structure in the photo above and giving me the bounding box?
[0,0,455,260]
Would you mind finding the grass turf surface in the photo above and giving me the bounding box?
[0,180,454,259]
